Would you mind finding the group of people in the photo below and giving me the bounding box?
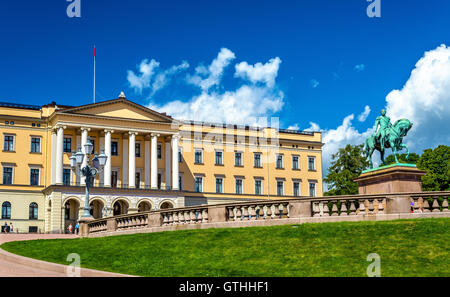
[2,222,13,233]
[67,223,79,235]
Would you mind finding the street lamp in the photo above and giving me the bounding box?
[70,141,107,219]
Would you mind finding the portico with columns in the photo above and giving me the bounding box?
[44,95,184,233]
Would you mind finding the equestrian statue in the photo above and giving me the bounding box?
[364,109,413,169]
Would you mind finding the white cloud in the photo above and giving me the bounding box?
[234,57,281,88]
[310,79,320,88]
[287,123,300,130]
[187,48,236,91]
[358,105,371,122]
[354,64,366,72]
[385,44,450,150]
[147,48,284,125]
[150,85,284,125]
[127,59,189,97]
[127,59,160,94]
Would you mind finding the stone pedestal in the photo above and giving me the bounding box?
[354,164,426,194]
[78,217,94,237]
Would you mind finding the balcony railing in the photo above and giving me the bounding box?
[81,191,450,238]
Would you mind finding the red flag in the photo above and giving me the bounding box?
[94,45,96,58]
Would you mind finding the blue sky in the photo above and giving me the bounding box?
[1,0,450,169]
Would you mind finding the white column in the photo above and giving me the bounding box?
[128,132,137,188]
[122,137,129,187]
[172,134,180,190]
[165,138,171,189]
[104,129,113,187]
[150,133,159,189]
[80,127,90,185]
[51,130,57,185]
[144,136,150,188]
[55,126,65,185]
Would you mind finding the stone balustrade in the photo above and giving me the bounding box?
[81,191,450,238]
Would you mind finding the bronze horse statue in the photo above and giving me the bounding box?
[365,118,413,169]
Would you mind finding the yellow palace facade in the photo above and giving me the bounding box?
[0,93,323,233]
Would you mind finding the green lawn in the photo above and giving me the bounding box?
[2,218,449,277]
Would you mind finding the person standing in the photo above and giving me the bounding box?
[3,222,8,233]
[10,222,13,233]
[68,223,73,234]
[75,222,79,235]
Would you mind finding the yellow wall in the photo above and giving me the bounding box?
[0,100,324,232]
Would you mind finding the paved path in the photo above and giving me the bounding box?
[0,234,77,277]
[0,234,130,277]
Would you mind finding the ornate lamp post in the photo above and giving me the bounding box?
[70,141,107,220]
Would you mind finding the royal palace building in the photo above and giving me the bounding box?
[0,92,323,233]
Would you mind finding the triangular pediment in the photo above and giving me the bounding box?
[60,98,173,123]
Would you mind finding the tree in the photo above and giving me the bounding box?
[324,144,370,196]
[417,145,450,191]
[384,153,421,165]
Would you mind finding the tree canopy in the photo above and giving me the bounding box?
[384,153,421,165]
[324,144,369,196]
[417,145,450,191]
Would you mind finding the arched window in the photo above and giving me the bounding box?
[29,202,38,220]
[2,202,11,219]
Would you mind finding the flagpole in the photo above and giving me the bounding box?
[93,45,96,104]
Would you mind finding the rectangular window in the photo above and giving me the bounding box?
[30,168,40,186]
[179,175,183,191]
[255,180,262,195]
[2,167,13,185]
[277,181,284,196]
[111,171,118,188]
[4,135,14,151]
[135,172,140,189]
[111,141,119,156]
[195,177,203,192]
[157,144,162,159]
[158,173,162,189]
[293,182,300,197]
[276,155,284,169]
[31,137,41,153]
[235,152,242,166]
[254,153,262,168]
[235,179,243,194]
[215,151,223,165]
[63,138,72,153]
[63,169,71,186]
[309,182,316,197]
[194,150,203,164]
[215,178,223,193]
[308,157,316,171]
[292,156,299,170]
[179,150,183,163]
[135,143,141,157]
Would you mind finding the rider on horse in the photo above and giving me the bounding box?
[372,109,392,150]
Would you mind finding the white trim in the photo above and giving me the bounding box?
[235,177,244,194]
[254,178,263,195]
[29,166,41,186]
[3,133,15,152]
[276,179,285,196]
[30,135,42,153]
[2,165,14,185]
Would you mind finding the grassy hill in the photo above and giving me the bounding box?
[2,218,449,277]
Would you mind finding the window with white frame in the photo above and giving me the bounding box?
[194,149,203,164]
[157,144,162,159]
[235,178,243,194]
[2,166,13,185]
[195,176,203,192]
[235,152,243,166]
[308,157,316,171]
[30,137,41,153]
[3,134,14,152]
[215,151,223,165]
[63,168,71,186]
[254,153,262,168]
[30,168,40,186]
[293,180,301,197]
[276,154,284,169]
[215,177,223,193]
[309,182,316,197]
[276,180,284,196]
[63,137,72,153]
[254,179,263,195]
[292,155,299,170]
